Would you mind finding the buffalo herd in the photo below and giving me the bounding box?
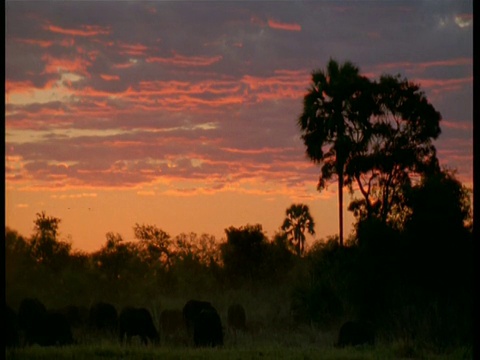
[5,298,230,348]
[5,298,375,349]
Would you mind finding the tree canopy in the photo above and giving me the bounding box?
[298,59,442,244]
[281,203,315,256]
[298,59,374,246]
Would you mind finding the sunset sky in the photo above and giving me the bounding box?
[5,1,473,252]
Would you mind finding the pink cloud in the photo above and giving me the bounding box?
[146,52,223,67]
[42,54,92,76]
[267,19,302,32]
[5,80,34,94]
[441,120,473,131]
[373,58,472,75]
[100,74,120,81]
[16,38,54,48]
[220,147,286,155]
[112,61,137,69]
[117,41,150,56]
[43,23,111,37]
[415,76,472,94]
[6,68,313,132]
[15,37,76,48]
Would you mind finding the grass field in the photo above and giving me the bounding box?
[5,296,473,360]
[5,343,473,360]
[6,330,473,360]
[6,311,473,360]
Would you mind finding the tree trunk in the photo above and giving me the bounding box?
[338,172,344,246]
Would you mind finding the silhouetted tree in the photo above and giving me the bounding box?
[91,232,153,303]
[263,231,297,282]
[390,168,473,347]
[290,238,355,327]
[220,224,269,285]
[6,228,36,304]
[346,74,441,227]
[133,223,172,267]
[5,228,29,254]
[404,168,471,243]
[95,232,130,281]
[298,59,373,246]
[402,168,472,292]
[173,232,220,266]
[29,212,71,269]
[169,232,222,295]
[281,204,315,256]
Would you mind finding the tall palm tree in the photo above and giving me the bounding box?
[281,204,315,256]
[297,59,372,246]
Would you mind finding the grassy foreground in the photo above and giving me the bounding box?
[5,343,473,360]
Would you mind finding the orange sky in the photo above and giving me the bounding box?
[5,1,473,252]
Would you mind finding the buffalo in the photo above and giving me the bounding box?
[227,303,247,334]
[183,299,223,347]
[6,305,20,348]
[182,300,213,333]
[183,300,213,336]
[17,298,73,346]
[18,297,48,346]
[336,320,375,347]
[194,307,223,347]
[119,306,159,345]
[89,302,118,334]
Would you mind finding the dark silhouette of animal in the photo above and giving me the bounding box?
[227,303,247,334]
[6,304,20,348]
[17,298,73,346]
[118,307,159,345]
[183,299,214,335]
[194,307,223,347]
[183,299,223,347]
[160,309,184,342]
[89,302,118,334]
[336,320,375,347]
[18,297,48,346]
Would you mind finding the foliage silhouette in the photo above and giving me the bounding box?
[30,212,71,269]
[133,223,172,267]
[346,74,442,226]
[220,224,269,285]
[298,60,443,245]
[281,203,315,256]
[298,59,373,246]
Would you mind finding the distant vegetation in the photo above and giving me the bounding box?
[5,59,473,357]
